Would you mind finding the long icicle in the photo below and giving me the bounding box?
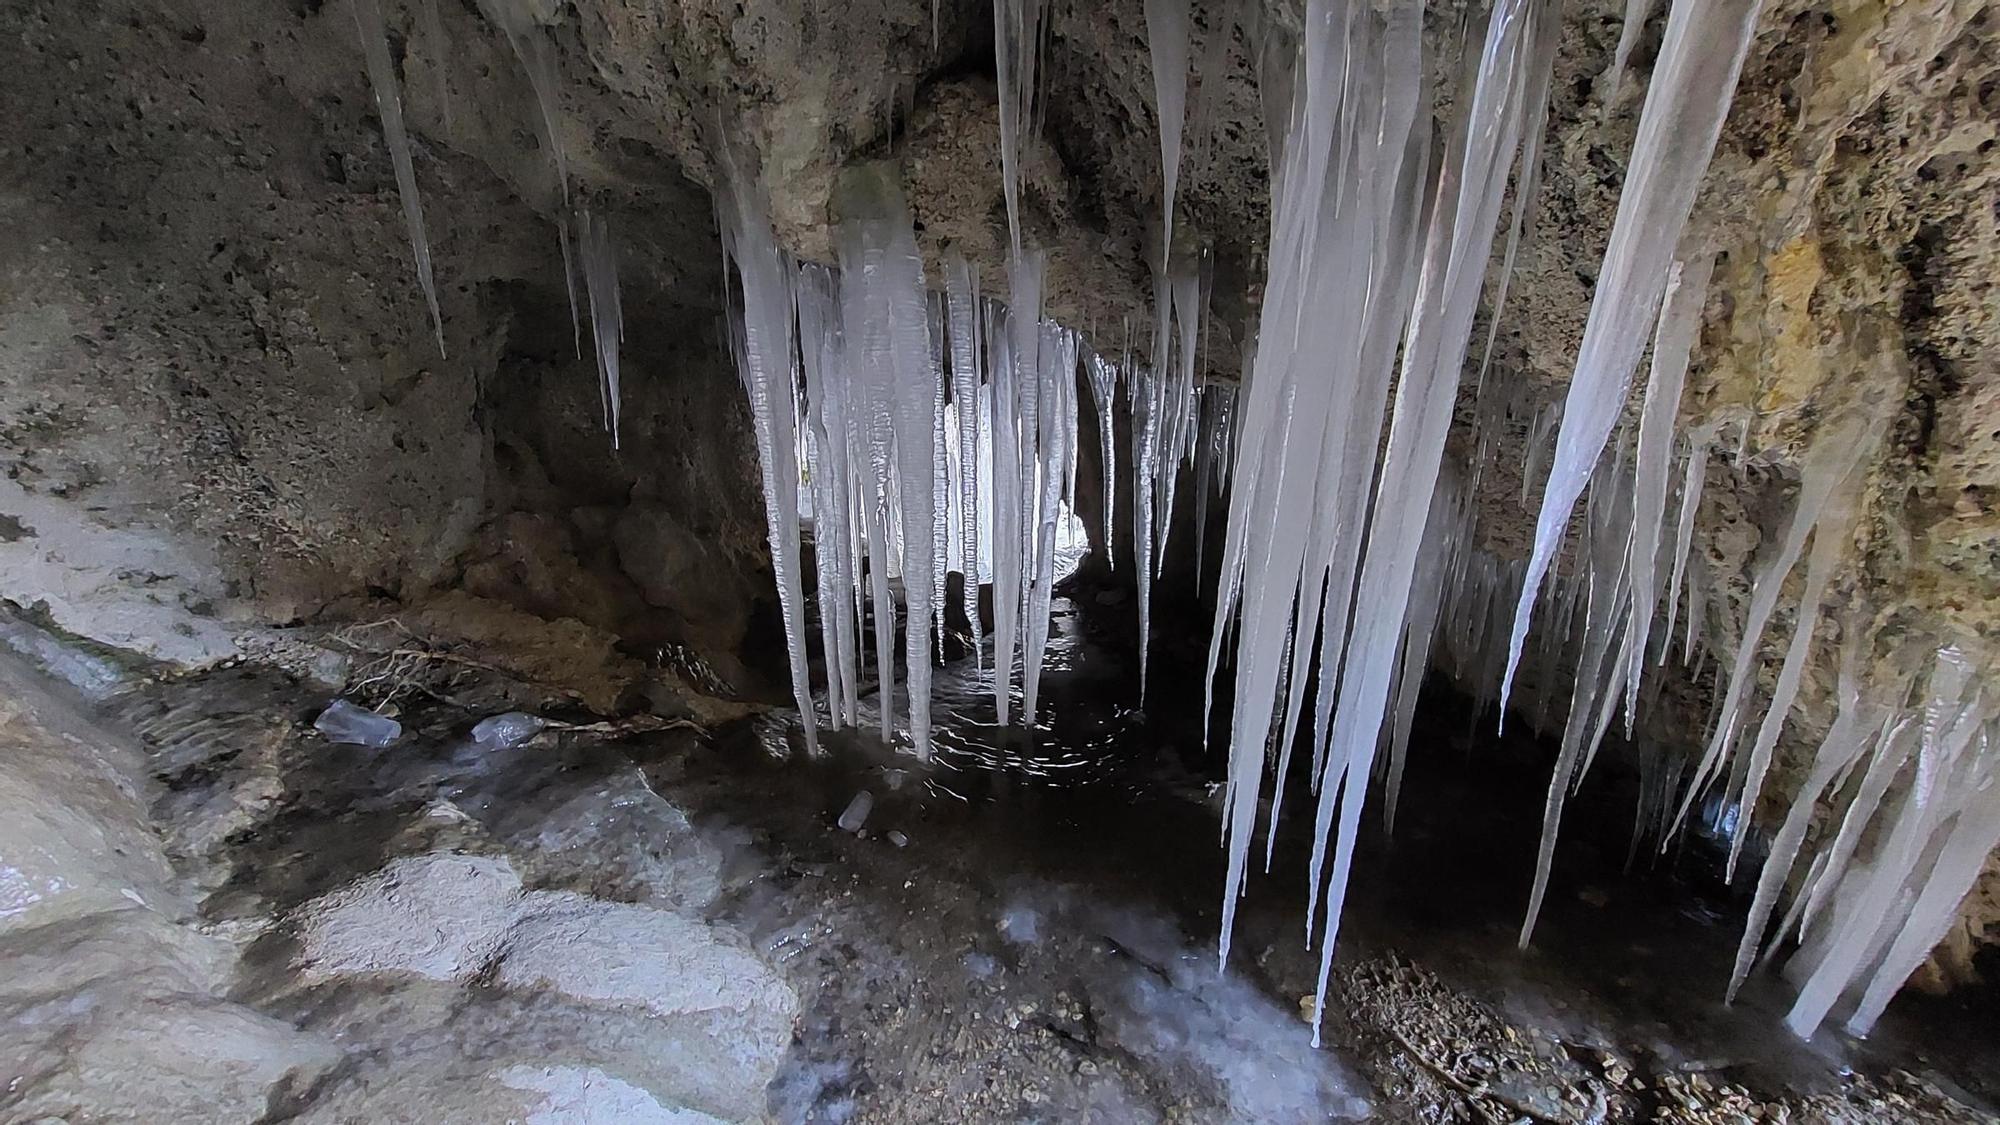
[1500,0,1769,720]
[1145,0,1194,268]
[355,0,447,358]
[717,166,818,755]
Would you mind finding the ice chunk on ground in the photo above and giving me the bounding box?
[313,699,402,748]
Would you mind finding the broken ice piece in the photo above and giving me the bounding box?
[837,790,874,833]
[887,830,909,848]
[470,711,545,750]
[314,699,401,747]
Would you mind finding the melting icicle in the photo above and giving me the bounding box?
[1661,426,1712,663]
[797,264,862,730]
[1145,0,1193,266]
[1022,325,1078,722]
[717,170,818,756]
[1621,253,1712,726]
[355,0,447,358]
[1085,353,1119,569]
[994,0,1048,256]
[946,259,985,669]
[1603,0,1661,109]
[835,176,942,759]
[1501,0,1769,720]
[1668,415,1877,841]
[577,210,624,448]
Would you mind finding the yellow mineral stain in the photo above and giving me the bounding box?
[1759,234,1826,412]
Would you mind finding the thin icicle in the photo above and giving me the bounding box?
[1500,0,1769,719]
[1622,253,1713,726]
[1602,0,1660,109]
[1085,353,1120,569]
[578,210,624,448]
[1723,488,1859,881]
[355,0,446,358]
[995,0,1049,256]
[834,178,942,759]
[1725,641,1882,1002]
[1668,415,1877,840]
[946,258,985,669]
[1661,427,1711,662]
[1145,0,1194,267]
[717,168,818,755]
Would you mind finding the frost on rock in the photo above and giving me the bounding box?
[354,0,446,358]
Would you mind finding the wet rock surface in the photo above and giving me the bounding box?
[8,600,1989,1123]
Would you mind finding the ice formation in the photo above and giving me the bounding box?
[696,0,2000,1043]
[1499,0,1767,719]
[354,0,446,358]
[717,171,818,756]
[577,210,624,448]
[1144,0,1193,266]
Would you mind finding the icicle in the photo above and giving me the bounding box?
[1602,0,1660,109]
[1661,427,1711,663]
[578,210,624,448]
[928,293,951,657]
[946,258,985,669]
[1299,0,1556,1041]
[834,177,941,759]
[1085,353,1119,569]
[477,0,568,201]
[1621,253,1713,727]
[355,0,447,358]
[1668,415,1877,840]
[716,168,818,756]
[797,264,862,730]
[1723,488,1858,881]
[1145,0,1193,267]
[1023,325,1077,722]
[1130,357,1160,696]
[1725,640,1882,1001]
[1786,648,1990,1039]
[994,0,1049,256]
[1500,0,1769,719]
[989,302,1025,724]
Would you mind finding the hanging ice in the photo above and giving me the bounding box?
[1085,353,1119,569]
[577,209,624,448]
[1145,0,1193,266]
[835,174,942,759]
[946,258,985,667]
[717,168,818,756]
[1621,254,1712,727]
[1501,0,1770,719]
[355,0,446,358]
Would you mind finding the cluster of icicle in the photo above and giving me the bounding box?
[1176,0,2000,1043]
[1198,0,1561,1045]
[355,0,627,448]
[717,161,1120,761]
